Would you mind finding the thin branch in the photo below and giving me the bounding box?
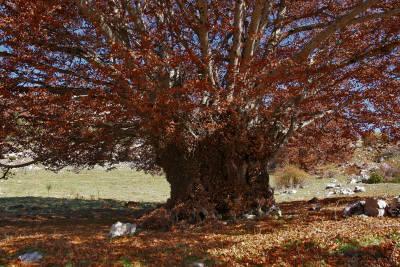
[0,159,40,169]
[294,0,379,63]
[0,159,40,180]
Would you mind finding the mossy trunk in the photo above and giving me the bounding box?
[158,142,274,223]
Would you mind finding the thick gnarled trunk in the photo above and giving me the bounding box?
[158,142,274,223]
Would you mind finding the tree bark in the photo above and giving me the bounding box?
[157,141,274,223]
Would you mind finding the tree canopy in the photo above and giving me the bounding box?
[1,0,399,218]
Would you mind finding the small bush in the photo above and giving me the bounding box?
[274,165,309,189]
[366,172,384,184]
[378,156,400,183]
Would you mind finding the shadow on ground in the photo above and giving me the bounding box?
[0,196,399,266]
[0,196,157,217]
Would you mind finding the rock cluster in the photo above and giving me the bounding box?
[325,183,366,196]
[343,197,400,218]
[243,204,282,220]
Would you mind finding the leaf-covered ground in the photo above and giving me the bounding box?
[1,197,399,266]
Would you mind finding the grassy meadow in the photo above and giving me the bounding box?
[0,168,170,203]
[1,166,399,204]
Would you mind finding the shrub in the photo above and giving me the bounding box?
[366,172,384,184]
[274,165,309,189]
[379,156,400,183]
[380,162,400,178]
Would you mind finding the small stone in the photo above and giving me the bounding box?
[109,222,137,238]
[267,205,282,217]
[326,191,335,197]
[282,189,297,194]
[354,186,366,193]
[326,183,340,189]
[338,188,354,195]
[18,251,43,263]
[309,204,321,211]
[349,177,359,184]
[364,198,387,217]
[359,171,370,182]
[349,179,356,184]
[190,262,205,267]
[243,214,256,220]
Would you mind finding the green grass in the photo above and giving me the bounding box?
[1,164,400,205]
[271,167,400,202]
[0,168,169,203]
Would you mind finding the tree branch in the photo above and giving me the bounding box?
[294,0,379,63]
[196,0,215,86]
[228,0,246,90]
[0,159,40,180]
[242,0,265,63]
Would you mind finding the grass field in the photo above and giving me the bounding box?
[1,167,399,203]
[0,168,170,202]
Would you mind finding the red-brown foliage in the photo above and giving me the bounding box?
[0,1,399,217]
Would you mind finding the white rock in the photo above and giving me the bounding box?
[364,198,387,217]
[18,251,43,263]
[349,178,358,184]
[359,170,370,181]
[326,191,335,197]
[282,189,297,194]
[326,183,340,189]
[354,186,366,193]
[349,175,363,184]
[109,222,137,238]
[243,214,256,220]
[267,205,283,217]
[338,188,354,195]
[190,262,205,267]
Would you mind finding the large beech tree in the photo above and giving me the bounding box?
[0,0,399,220]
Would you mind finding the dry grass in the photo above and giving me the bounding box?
[381,156,400,181]
[343,164,361,176]
[273,165,309,189]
